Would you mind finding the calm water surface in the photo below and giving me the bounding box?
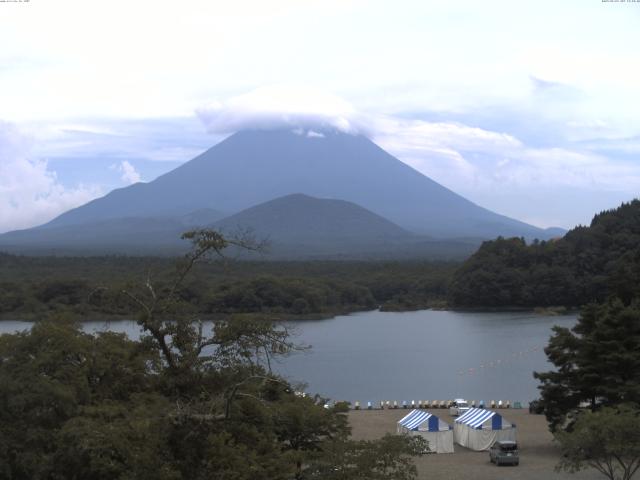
[0,309,576,404]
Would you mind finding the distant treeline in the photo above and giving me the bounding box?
[0,255,455,320]
[449,200,640,308]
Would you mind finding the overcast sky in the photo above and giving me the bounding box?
[1,0,639,233]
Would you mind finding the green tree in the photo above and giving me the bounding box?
[0,230,423,480]
[534,299,640,431]
[556,405,640,480]
[0,319,159,480]
[304,434,427,480]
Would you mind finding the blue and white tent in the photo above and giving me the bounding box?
[396,410,454,453]
[453,408,516,451]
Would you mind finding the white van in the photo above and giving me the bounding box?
[449,398,470,416]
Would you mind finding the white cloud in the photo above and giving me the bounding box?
[0,121,100,233]
[114,160,142,184]
[196,85,372,135]
[372,116,640,195]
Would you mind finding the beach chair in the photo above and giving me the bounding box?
[385,400,390,409]
[354,401,360,410]
[514,401,522,409]
[491,400,496,409]
[471,400,476,408]
[367,401,372,410]
[498,400,503,409]
[402,400,408,409]
[439,400,446,409]
[411,400,416,409]
[506,400,511,408]
[417,400,423,409]
[393,401,398,409]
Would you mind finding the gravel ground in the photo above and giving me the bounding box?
[348,408,604,480]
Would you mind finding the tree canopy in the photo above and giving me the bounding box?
[0,253,455,320]
[0,230,423,480]
[534,298,640,432]
[449,200,640,308]
[556,405,640,480]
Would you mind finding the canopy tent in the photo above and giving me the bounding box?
[396,409,454,454]
[453,408,516,451]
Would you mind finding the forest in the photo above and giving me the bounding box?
[448,200,640,308]
[0,254,455,320]
[3,201,640,320]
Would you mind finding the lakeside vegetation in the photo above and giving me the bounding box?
[449,200,640,308]
[0,254,455,320]
[3,201,640,322]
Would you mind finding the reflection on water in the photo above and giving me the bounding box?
[0,309,576,404]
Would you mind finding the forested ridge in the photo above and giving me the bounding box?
[4,200,640,317]
[449,200,640,308]
[0,255,454,320]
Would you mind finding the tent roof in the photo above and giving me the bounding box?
[398,409,446,431]
[455,408,500,428]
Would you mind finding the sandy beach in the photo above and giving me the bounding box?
[348,408,603,480]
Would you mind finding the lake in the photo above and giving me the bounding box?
[0,309,576,405]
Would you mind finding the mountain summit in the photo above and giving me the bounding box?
[0,129,561,256]
[39,129,552,239]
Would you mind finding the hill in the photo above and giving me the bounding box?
[448,200,640,307]
[213,193,482,259]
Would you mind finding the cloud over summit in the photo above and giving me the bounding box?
[196,86,372,135]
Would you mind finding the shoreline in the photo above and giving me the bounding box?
[0,305,579,323]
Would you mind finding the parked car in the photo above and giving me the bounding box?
[449,398,470,416]
[489,440,519,466]
[529,399,544,414]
